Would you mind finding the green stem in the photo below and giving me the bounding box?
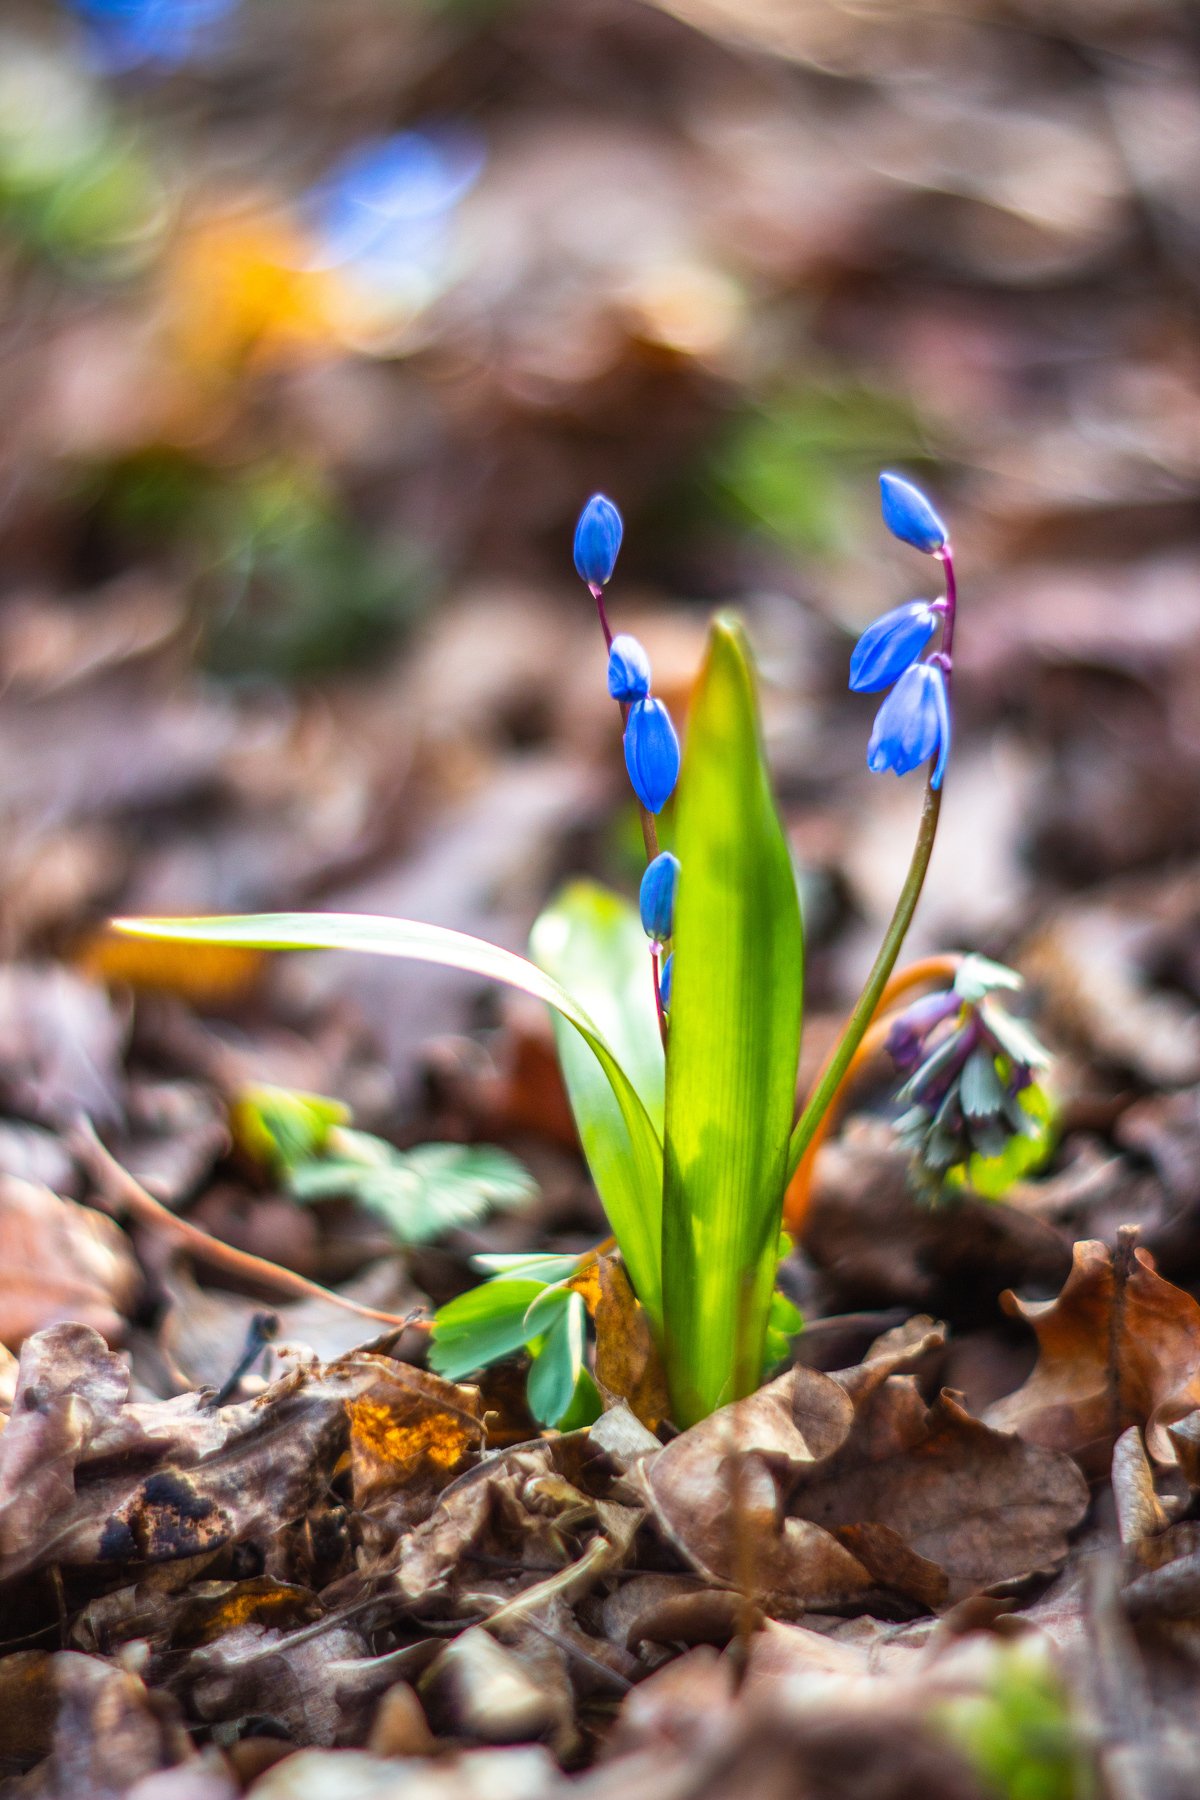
[786,778,941,1179]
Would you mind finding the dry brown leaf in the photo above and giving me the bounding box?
[0,1329,467,1584]
[792,1387,1088,1606]
[592,1256,669,1432]
[347,1358,485,1521]
[643,1320,1086,1615]
[986,1231,1200,1470]
[0,1175,140,1348]
[23,1651,193,1800]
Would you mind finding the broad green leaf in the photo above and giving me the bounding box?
[530,881,664,1318]
[428,1277,548,1380]
[289,1137,535,1245]
[527,1290,587,1425]
[522,1283,572,1340]
[555,1367,603,1431]
[662,619,804,1426]
[112,910,663,1324]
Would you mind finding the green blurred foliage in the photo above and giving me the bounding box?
[934,1641,1095,1800]
[86,450,426,679]
[0,51,162,273]
[709,377,932,556]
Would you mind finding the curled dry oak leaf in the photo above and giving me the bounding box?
[641,1317,1088,1615]
[986,1231,1200,1472]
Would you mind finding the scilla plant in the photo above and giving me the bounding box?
[116,472,1026,1430]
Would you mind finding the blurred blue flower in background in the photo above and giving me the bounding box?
[303,128,485,312]
[65,0,242,73]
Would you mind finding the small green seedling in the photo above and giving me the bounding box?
[234,1082,535,1247]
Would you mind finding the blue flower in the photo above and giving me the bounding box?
[879,472,948,556]
[68,0,241,71]
[639,851,680,941]
[574,494,623,588]
[849,601,938,693]
[608,634,651,704]
[304,129,484,296]
[660,951,673,1010]
[624,697,680,813]
[867,663,951,787]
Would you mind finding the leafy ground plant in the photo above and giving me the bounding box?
[114,472,1045,1428]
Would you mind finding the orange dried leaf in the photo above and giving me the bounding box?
[593,1256,669,1432]
[79,928,264,1004]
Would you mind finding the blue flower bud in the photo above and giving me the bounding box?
[879,472,948,555]
[623,697,680,814]
[608,633,651,703]
[573,493,623,588]
[639,851,680,941]
[659,951,673,1011]
[849,601,938,693]
[867,662,951,788]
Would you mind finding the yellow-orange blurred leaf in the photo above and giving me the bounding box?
[79,928,263,1003]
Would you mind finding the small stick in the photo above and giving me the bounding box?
[71,1117,429,1333]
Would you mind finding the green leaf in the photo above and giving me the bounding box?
[530,881,664,1316]
[472,1252,582,1282]
[661,619,804,1426]
[289,1138,536,1246]
[232,1084,350,1174]
[763,1287,804,1375]
[554,1367,603,1432]
[527,1291,587,1426]
[112,910,664,1326]
[428,1277,549,1380]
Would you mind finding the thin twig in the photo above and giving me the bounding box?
[72,1117,429,1333]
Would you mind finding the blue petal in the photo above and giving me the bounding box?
[879,472,948,555]
[639,851,680,940]
[849,601,937,693]
[573,494,624,588]
[867,663,945,778]
[624,698,680,814]
[659,951,673,1010]
[608,634,652,703]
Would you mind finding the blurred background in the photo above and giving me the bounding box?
[5,0,1200,1363]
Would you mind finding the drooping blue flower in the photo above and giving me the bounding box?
[574,494,623,588]
[624,697,680,813]
[608,634,651,704]
[849,601,938,693]
[879,472,948,556]
[867,662,951,787]
[639,851,680,941]
[849,601,942,691]
[659,951,673,1011]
